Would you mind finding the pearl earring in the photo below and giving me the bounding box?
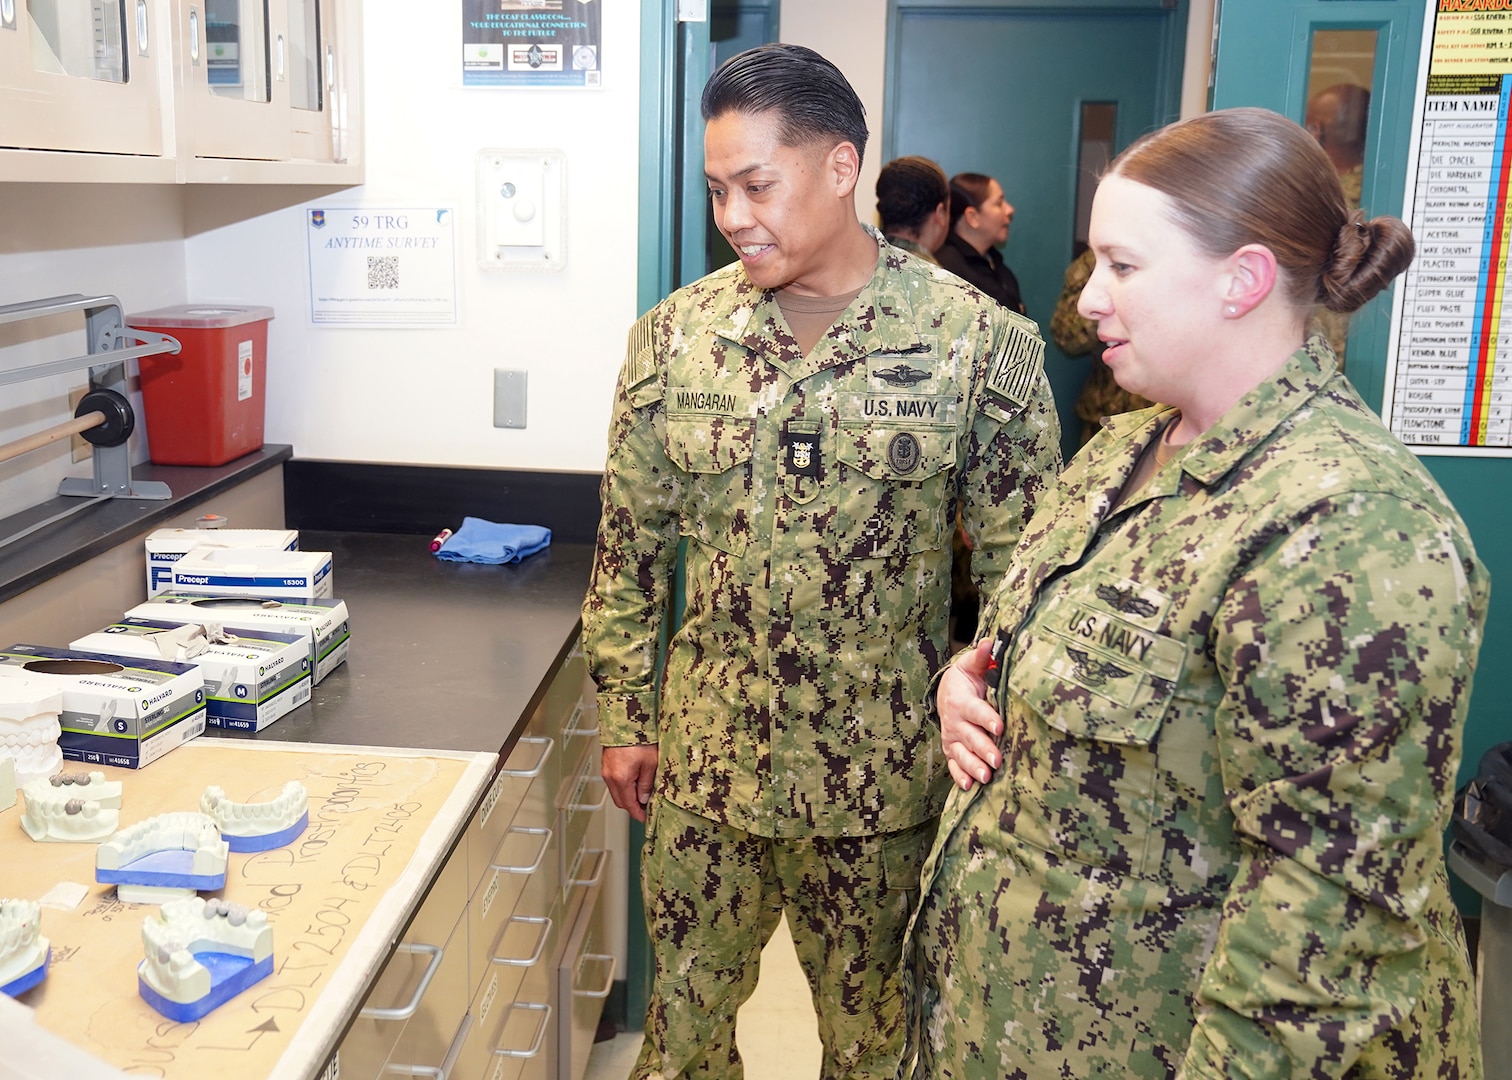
[1226,305,1238,316]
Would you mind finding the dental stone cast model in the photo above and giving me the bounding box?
[137,896,273,1021]
[19,772,122,842]
[200,781,309,852]
[0,676,63,787]
[96,812,229,896]
[0,899,49,997]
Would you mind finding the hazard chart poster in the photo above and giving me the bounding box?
[1385,0,1512,454]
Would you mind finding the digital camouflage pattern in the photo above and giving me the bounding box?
[904,339,1488,1079]
[883,234,941,266]
[1050,248,1155,444]
[635,798,934,1080]
[583,225,1062,840]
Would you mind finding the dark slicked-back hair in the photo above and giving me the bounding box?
[701,44,869,164]
[877,157,949,234]
[948,173,996,229]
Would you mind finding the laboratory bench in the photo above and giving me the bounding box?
[0,452,617,1080]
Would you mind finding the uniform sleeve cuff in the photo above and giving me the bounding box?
[596,691,659,746]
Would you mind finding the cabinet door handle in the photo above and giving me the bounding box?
[188,6,200,64]
[359,942,443,1021]
[275,33,286,81]
[491,915,552,968]
[574,953,617,999]
[568,776,609,813]
[382,1011,472,1079]
[492,826,552,875]
[500,736,553,778]
[568,848,607,888]
[135,0,148,53]
[493,1002,552,1059]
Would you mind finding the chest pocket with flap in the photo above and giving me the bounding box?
[664,415,756,556]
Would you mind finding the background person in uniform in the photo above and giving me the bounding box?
[933,172,1026,314]
[1306,82,1371,368]
[1051,247,1154,446]
[581,44,1062,1080]
[903,107,1487,1078]
[876,155,951,265]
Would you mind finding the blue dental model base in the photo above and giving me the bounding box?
[137,951,274,1022]
[222,809,309,853]
[0,946,49,997]
[96,849,227,892]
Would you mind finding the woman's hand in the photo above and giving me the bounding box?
[939,638,1004,792]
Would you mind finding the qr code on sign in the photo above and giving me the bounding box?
[367,256,399,290]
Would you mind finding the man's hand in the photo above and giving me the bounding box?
[602,744,660,823]
[938,639,1004,792]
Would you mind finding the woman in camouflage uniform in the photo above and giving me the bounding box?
[904,108,1488,1079]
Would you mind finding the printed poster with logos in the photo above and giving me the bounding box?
[462,0,602,88]
[1385,0,1512,454]
[305,207,458,326]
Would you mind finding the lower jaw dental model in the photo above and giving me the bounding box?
[137,896,273,1021]
[19,771,123,843]
[95,813,229,903]
[0,899,49,997]
[199,781,309,852]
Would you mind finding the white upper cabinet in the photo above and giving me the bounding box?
[0,0,361,183]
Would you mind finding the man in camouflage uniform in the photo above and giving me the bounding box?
[1050,247,1154,446]
[904,336,1488,1077]
[581,43,1061,1080]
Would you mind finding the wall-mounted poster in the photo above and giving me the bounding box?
[462,0,602,88]
[1384,0,1512,455]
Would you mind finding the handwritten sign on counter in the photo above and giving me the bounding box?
[0,738,494,1079]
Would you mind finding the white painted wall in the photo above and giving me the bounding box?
[184,2,642,471]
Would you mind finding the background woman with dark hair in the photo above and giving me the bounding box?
[904,107,1487,1079]
[934,172,1025,314]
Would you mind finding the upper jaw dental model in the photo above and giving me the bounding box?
[137,896,273,1021]
[96,812,229,904]
[0,899,49,997]
[200,781,309,852]
[0,676,64,789]
[19,771,123,843]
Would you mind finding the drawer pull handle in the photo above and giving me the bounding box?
[564,701,601,739]
[492,826,552,875]
[500,736,554,778]
[568,776,610,813]
[492,915,552,968]
[493,1002,552,1059]
[359,942,443,1021]
[574,953,617,999]
[568,848,607,888]
[383,1011,472,1078]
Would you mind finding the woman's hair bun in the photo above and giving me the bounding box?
[1320,211,1415,314]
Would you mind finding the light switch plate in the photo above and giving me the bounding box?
[478,149,566,271]
[494,369,527,429]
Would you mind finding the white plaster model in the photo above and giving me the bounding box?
[0,758,12,811]
[96,812,228,877]
[139,897,272,1006]
[0,900,47,989]
[200,781,307,837]
[0,677,64,787]
[19,773,121,843]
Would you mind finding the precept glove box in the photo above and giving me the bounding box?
[125,594,350,686]
[146,528,299,597]
[0,646,206,769]
[168,547,333,602]
[70,619,312,733]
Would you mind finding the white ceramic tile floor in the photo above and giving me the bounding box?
[584,913,823,1080]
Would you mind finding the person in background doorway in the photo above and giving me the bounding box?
[876,155,951,265]
[1306,82,1370,210]
[581,43,1062,1080]
[1051,247,1154,446]
[934,172,1026,314]
[904,106,1487,1078]
[1307,82,1371,368]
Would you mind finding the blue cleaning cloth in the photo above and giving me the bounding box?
[435,517,552,564]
